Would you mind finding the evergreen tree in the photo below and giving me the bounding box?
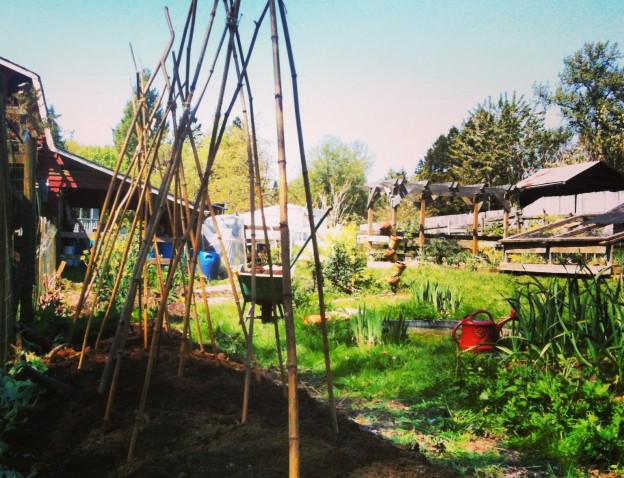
[112,69,164,160]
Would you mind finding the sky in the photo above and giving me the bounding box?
[2,0,624,182]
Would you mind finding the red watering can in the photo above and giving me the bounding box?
[452,309,517,352]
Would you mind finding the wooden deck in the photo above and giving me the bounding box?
[499,262,617,276]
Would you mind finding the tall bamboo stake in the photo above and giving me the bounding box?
[269,1,299,475]
[277,0,338,433]
[234,0,287,394]
[238,51,258,425]
[180,139,217,355]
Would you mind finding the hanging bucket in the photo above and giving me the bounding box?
[379,222,393,236]
[389,235,402,249]
[198,251,221,280]
[392,261,407,277]
[388,276,401,288]
[383,249,398,263]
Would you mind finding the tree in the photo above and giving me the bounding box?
[540,41,624,172]
[294,136,372,227]
[384,167,407,180]
[414,126,459,183]
[47,105,66,149]
[450,93,568,186]
[112,69,164,161]
[65,140,118,169]
[193,123,273,213]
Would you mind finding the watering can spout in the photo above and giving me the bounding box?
[495,309,517,333]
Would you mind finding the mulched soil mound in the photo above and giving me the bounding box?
[4,329,457,477]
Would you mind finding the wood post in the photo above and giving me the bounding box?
[472,200,480,256]
[419,198,426,257]
[0,94,13,365]
[503,209,509,239]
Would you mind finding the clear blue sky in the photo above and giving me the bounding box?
[2,0,623,181]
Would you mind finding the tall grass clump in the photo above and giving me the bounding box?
[507,271,624,384]
[350,306,384,347]
[412,280,462,319]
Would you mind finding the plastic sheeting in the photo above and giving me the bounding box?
[201,215,246,271]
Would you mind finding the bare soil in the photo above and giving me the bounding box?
[4,328,458,477]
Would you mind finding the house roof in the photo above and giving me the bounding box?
[516,161,603,189]
[516,161,624,208]
[1,56,224,212]
[0,56,57,152]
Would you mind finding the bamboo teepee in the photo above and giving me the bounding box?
[70,2,337,476]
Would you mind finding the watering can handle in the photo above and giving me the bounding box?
[451,309,494,344]
[451,321,462,343]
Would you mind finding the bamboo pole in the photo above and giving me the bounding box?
[181,139,217,356]
[177,162,205,353]
[176,203,206,376]
[142,207,149,349]
[233,1,286,393]
[277,0,338,434]
[269,1,299,475]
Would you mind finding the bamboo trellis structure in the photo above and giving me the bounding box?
[69,2,337,476]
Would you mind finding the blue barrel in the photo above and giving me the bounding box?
[198,251,220,280]
[156,241,174,258]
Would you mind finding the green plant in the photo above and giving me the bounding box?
[412,281,462,319]
[508,252,547,264]
[350,306,384,347]
[450,354,624,468]
[382,309,409,345]
[506,271,624,385]
[424,238,464,264]
[1,353,46,434]
[323,243,373,294]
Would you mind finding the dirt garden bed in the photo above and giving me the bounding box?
[3,328,456,477]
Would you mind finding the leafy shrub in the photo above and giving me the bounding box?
[424,238,464,265]
[292,277,318,310]
[323,243,373,294]
[450,354,624,467]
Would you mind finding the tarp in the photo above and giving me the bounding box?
[201,215,246,271]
